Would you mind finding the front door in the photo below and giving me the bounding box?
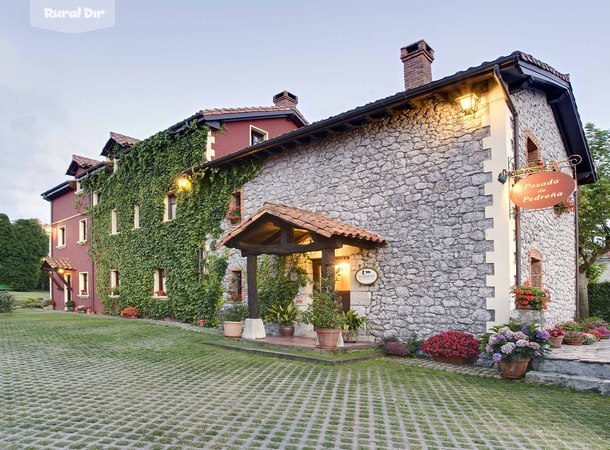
[64,273,72,305]
[312,260,350,312]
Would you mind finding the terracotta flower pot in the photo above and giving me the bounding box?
[499,357,531,379]
[516,304,533,310]
[600,334,609,340]
[434,355,467,365]
[223,321,243,338]
[279,325,295,338]
[316,328,341,349]
[549,335,564,348]
[564,337,585,346]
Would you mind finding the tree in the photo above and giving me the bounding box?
[0,216,48,291]
[578,123,610,318]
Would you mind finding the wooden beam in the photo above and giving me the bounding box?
[320,248,336,289]
[44,269,64,291]
[247,254,258,319]
[236,239,342,256]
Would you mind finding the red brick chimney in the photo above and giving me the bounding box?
[273,91,298,108]
[400,40,434,90]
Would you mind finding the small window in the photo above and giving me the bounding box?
[230,270,243,302]
[79,272,89,296]
[227,190,242,224]
[154,269,167,296]
[78,219,87,243]
[526,137,541,166]
[92,192,100,206]
[113,157,119,173]
[165,194,177,221]
[75,180,83,194]
[110,270,120,296]
[530,252,543,289]
[57,226,66,248]
[111,209,118,234]
[250,126,268,146]
[133,204,141,229]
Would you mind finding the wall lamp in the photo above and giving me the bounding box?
[498,169,508,184]
[176,176,192,190]
[456,93,480,115]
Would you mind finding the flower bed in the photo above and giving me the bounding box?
[422,331,479,363]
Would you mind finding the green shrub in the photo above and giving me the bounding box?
[23,297,42,308]
[0,291,15,313]
[589,282,610,321]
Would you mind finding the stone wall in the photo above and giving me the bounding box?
[230,98,494,340]
[512,89,577,325]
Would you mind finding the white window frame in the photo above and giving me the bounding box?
[113,157,119,173]
[92,192,100,206]
[111,209,118,234]
[133,204,141,229]
[64,273,72,305]
[78,272,89,297]
[78,219,87,243]
[57,226,66,248]
[249,125,268,146]
[75,180,83,194]
[110,269,120,296]
[164,194,177,222]
[153,268,167,297]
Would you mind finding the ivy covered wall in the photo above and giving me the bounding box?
[84,124,259,322]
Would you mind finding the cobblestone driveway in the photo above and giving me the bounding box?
[1,311,609,449]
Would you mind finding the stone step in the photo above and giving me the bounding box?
[525,371,610,395]
[532,357,610,380]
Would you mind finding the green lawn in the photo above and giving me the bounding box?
[10,290,49,306]
[1,310,609,449]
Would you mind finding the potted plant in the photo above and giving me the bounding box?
[119,306,140,319]
[422,330,480,364]
[65,299,75,312]
[582,333,598,345]
[42,299,54,310]
[226,207,241,224]
[301,282,345,349]
[342,309,368,343]
[584,329,602,341]
[265,303,299,337]
[595,326,610,339]
[511,282,550,311]
[154,290,167,297]
[545,325,565,348]
[483,322,550,379]
[383,340,408,357]
[563,330,586,345]
[216,304,249,338]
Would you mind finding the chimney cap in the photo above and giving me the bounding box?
[273,91,298,107]
[400,39,434,62]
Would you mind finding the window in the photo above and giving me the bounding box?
[75,180,83,194]
[110,270,120,296]
[78,219,87,243]
[64,273,72,304]
[526,137,541,166]
[113,157,119,173]
[227,190,242,224]
[165,194,177,221]
[133,204,141,229]
[250,126,268,145]
[530,251,543,288]
[229,270,243,302]
[79,272,89,296]
[111,209,118,234]
[154,269,167,296]
[57,226,66,248]
[92,192,100,206]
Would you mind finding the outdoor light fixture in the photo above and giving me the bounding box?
[57,268,64,274]
[456,93,480,115]
[176,176,192,190]
[498,169,508,184]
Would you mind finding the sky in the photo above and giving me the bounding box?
[1,0,609,223]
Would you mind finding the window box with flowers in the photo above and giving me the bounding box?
[153,290,167,298]
[511,281,550,311]
[120,306,140,319]
[226,207,241,224]
[79,289,88,297]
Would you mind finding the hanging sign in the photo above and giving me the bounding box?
[510,171,575,209]
[355,268,378,285]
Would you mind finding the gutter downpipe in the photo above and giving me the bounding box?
[493,65,522,285]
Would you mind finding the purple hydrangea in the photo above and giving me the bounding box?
[500,342,516,354]
[514,331,528,340]
[535,330,550,340]
[521,325,532,335]
[528,342,541,350]
[492,353,503,362]
[516,339,529,347]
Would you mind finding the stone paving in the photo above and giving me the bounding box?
[1,311,610,450]
[547,338,610,363]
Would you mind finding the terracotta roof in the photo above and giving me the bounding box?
[218,202,386,249]
[41,256,75,270]
[109,132,140,148]
[72,154,101,168]
[201,106,294,116]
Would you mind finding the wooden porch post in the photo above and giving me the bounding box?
[320,247,335,290]
[247,254,258,319]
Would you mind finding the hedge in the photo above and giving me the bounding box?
[589,282,610,321]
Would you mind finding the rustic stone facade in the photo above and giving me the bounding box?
[230,98,496,340]
[513,89,577,325]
